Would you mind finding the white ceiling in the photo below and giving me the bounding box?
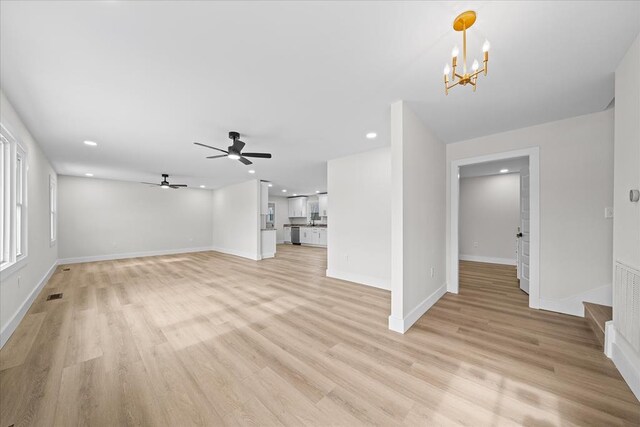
[459,156,528,178]
[1,1,638,194]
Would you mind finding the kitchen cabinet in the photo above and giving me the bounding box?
[300,227,326,247]
[288,196,308,218]
[319,228,327,246]
[260,182,269,215]
[284,227,291,243]
[318,194,328,217]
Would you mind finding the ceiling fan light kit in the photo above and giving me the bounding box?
[194,131,272,166]
[444,10,490,95]
[141,173,188,189]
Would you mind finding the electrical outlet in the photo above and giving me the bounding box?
[473,241,479,248]
[17,276,21,287]
[430,267,435,278]
[604,207,614,219]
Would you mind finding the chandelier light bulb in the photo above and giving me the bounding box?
[483,40,491,52]
[451,46,459,58]
[472,59,479,71]
[444,64,451,75]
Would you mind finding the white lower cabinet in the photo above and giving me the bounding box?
[299,227,326,246]
[284,227,291,243]
[319,228,327,246]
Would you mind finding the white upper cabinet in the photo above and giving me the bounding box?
[318,194,328,217]
[260,182,269,215]
[288,196,308,217]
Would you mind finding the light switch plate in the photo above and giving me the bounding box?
[604,207,614,219]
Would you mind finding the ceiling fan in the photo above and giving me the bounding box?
[141,174,187,189]
[194,131,272,165]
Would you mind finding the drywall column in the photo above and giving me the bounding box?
[326,147,391,289]
[211,179,261,260]
[389,101,446,333]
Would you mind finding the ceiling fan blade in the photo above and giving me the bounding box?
[238,156,253,165]
[241,152,272,158]
[170,184,188,188]
[206,154,227,159]
[141,182,160,186]
[232,139,246,152]
[194,142,228,154]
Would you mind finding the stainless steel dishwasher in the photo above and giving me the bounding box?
[291,226,301,245]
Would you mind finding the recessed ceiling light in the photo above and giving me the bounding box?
[200,185,205,188]
[315,190,320,193]
[268,183,273,187]
[293,193,297,196]
[248,170,255,174]
[83,140,97,146]
[85,173,93,177]
[500,169,509,173]
[282,189,287,193]
[366,132,377,139]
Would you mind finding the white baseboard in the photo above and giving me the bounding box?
[261,252,275,259]
[1,261,57,349]
[211,246,261,261]
[604,320,614,358]
[459,254,517,266]
[608,325,640,400]
[326,269,390,291]
[388,283,447,334]
[59,246,215,265]
[539,283,612,317]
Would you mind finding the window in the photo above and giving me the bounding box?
[0,123,28,275]
[49,175,56,245]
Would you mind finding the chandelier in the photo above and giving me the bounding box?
[444,11,490,95]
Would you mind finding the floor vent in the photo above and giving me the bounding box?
[62,267,71,271]
[46,293,63,301]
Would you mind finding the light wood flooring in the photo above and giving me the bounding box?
[1,246,638,426]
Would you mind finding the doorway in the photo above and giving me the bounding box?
[449,148,540,309]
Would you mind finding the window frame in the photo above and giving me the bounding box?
[49,174,57,246]
[0,123,28,277]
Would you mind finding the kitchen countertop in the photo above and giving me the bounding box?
[283,224,327,227]
[261,228,277,231]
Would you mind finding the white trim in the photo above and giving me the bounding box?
[608,325,640,400]
[211,246,262,261]
[261,252,275,259]
[326,268,390,290]
[388,283,447,333]
[59,246,216,265]
[604,320,614,358]
[538,283,612,317]
[1,260,57,348]
[459,254,517,266]
[450,147,540,310]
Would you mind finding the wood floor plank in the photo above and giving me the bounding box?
[1,247,638,426]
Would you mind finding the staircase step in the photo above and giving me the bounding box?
[583,302,612,348]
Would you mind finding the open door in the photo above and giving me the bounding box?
[519,165,530,294]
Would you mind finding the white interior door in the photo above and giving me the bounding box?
[519,166,530,294]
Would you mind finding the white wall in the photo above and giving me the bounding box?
[58,176,214,262]
[269,195,289,243]
[0,91,58,347]
[446,109,614,315]
[212,179,261,260]
[459,173,520,264]
[327,147,391,289]
[389,101,446,333]
[613,34,640,270]
[611,33,640,401]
